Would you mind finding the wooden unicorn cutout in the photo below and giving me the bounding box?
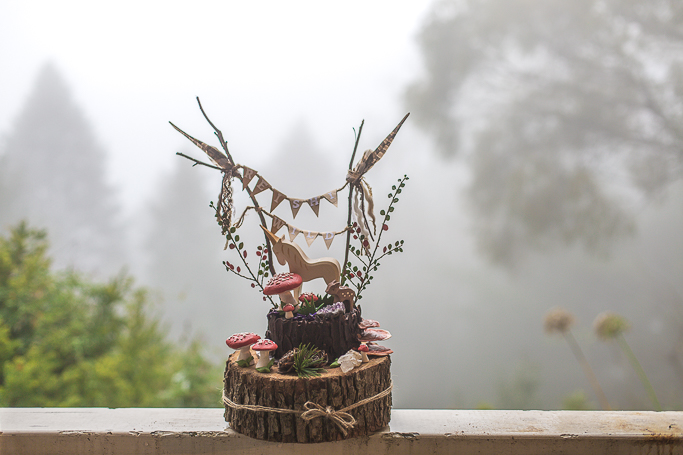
[261,226,341,299]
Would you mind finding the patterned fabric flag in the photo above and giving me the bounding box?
[271,216,287,235]
[270,189,287,212]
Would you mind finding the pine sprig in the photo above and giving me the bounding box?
[343,175,408,300]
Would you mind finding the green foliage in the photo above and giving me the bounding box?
[218,223,275,308]
[292,343,327,378]
[0,222,221,407]
[498,362,541,410]
[562,390,593,410]
[296,295,323,315]
[343,175,408,299]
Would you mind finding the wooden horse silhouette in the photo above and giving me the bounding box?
[261,226,341,300]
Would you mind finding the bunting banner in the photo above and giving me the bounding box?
[172,114,409,248]
[235,165,348,219]
[237,206,350,250]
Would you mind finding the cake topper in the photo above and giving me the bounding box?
[170,98,409,309]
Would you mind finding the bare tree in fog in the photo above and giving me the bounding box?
[0,63,123,274]
[406,0,683,265]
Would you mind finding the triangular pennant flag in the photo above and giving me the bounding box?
[242,167,257,190]
[322,190,338,207]
[288,225,301,241]
[303,231,318,247]
[252,177,271,195]
[270,189,287,212]
[322,232,335,249]
[290,199,303,219]
[307,196,320,217]
[271,216,287,235]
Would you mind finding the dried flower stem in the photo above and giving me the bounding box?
[616,334,662,411]
[563,331,611,410]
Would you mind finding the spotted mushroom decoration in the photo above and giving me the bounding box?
[263,272,303,307]
[253,339,278,372]
[226,332,261,366]
[282,303,296,319]
[298,292,318,306]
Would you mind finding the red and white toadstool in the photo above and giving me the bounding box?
[226,332,261,364]
[263,272,303,307]
[357,344,370,363]
[252,339,278,369]
[282,303,296,319]
[299,292,318,305]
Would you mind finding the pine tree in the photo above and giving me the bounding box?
[0,222,221,407]
[143,158,234,343]
[0,63,123,275]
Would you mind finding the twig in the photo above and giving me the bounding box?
[196,97,235,165]
[176,152,222,170]
[190,99,276,275]
[342,120,364,281]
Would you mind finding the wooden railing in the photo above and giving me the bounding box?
[1,408,682,454]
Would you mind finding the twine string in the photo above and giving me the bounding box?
[223,380,393,436]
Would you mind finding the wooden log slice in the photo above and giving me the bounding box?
[265,307,362,360]
[223,352,392,443]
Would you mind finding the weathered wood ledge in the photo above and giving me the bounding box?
[1,408,682,454]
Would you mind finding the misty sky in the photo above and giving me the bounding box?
[0,1,431,213]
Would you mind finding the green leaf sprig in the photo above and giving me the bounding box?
[343,175,408,300]
[293,343,327,378]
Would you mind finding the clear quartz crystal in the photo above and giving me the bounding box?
[338,350,362,373]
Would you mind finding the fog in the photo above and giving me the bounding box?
[1,1,682,410]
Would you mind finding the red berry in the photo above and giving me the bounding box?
[363,240,369,247]
[383,224,388,231]
[229,244,235,249]
[353,235,358,240]
[251,283,255,288]
[383,247,387,253]
[243,251,247,258]
[229,264,234,270]
[236,266,241,273]
[357,271,362,277]
[256,251,261,256]
[263,248,268,254]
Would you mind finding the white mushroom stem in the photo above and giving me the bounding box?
[236,346,253,362]
[255,351,271,369]
[285,310,294,319]
[279,291,297,306]
[359,351,369,363]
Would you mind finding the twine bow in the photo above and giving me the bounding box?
[300,402,357,436]
[222,380,393,437]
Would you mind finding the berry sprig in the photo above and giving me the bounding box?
[342,175,408,300]
[222,226,276,307]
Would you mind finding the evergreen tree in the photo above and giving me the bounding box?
[0,222,220,407]
[0,63,123,275]
[143,158,233,343]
